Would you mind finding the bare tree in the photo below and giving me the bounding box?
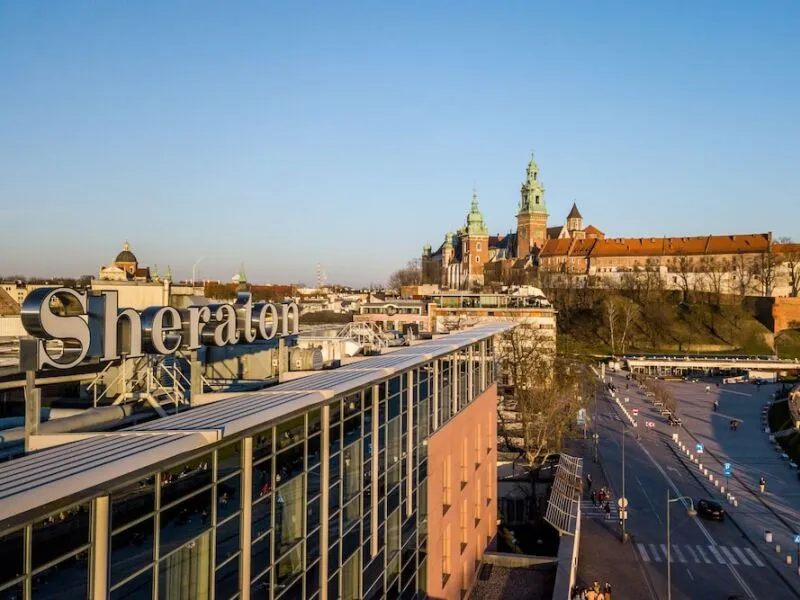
[731,253,755,300]
[604,298,619,356]
[699,256,726,308]
[673,256,695,303]
[754,245,780,297]
[387,259,422,289]
[777,238,800,297]
[618,298,639,356]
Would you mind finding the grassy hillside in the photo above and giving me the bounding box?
[553,290,798,358]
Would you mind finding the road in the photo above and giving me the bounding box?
[590,370,800,600]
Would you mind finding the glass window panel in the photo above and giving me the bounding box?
[378,400,386,427]
[277,415,305,451]
[0,582,23,600]
[217,441,242,480]
[252,495,272,541]
[342,497,360,533]
[307,527,320,562]
[342,526,359,564]
[217,473,241,521]
[215,555,239,600]
[275,477,304,554]
[388,395,401,420]
[329,510,340,541]
[111,516,154,585]
[343,393,361,418]
[306,559,320,596]
[328,541,339,576]
[308,408,322,436]
[401,559,416,598]
[307,434,321,469]
[343,415,361,446]
[278,576,303,600]
[330,422,342,456]
[308,463,321,498]
[363,459,372,490]
[31,550,88,600]
[276,444,304,486]
[160,454,212,507]
[253,429,273,464]
[329,453,341,485]
[387,510,400,560]
[307,497,320,533]
[0,529,24,585]
[417,557,427,596]
[253,457,273,500]
[328,481,341,514]
[159,489,212,557]
[389,376,401,397]
[387,462,400,489]
[363,434,372,460]
[251,531,272,580]
[362,551,383,597]
[32,502,90,569]
[158,531,211,599]
[111,477,155,532]
[363,408,372,433]
[276,543,304,587]
[216,515,240,567]
[388,485,400,514]
[250,568,270,597]
[110,567,153,600]
[363,509,372,540]
[329,400,341,425]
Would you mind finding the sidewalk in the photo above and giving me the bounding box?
[570,439,656,600]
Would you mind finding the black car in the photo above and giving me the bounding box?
[696,499,725,521]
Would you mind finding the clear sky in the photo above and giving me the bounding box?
[1,1,798,286]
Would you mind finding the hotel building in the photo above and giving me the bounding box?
[0,323,510,600]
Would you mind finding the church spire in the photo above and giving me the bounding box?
[465,190,488,236]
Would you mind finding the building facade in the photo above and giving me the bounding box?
[0,324,509,600]
[422,154,797,297]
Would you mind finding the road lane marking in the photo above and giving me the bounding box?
[686,568,694,581]
[672,545,687,563]
[744,548,764,567]
[695,545,712,564]
[733,547,751,566]
[649,543,662,563]
[637,543,650,562]
[720,546,739,565]
[708,545,725,564]
[661,544,672,562]
[685,545,700,563]
[630,434,757,599]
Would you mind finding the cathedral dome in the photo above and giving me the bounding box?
[114,242,138,264]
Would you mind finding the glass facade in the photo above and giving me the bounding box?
[0,333,500,600]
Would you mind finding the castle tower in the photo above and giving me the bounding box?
[566,202,584,238]
[516,154,549,257]
[462,190,489,287]
[441,232,455,287]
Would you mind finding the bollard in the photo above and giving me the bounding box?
[734,499,738,507]
[721,486,725,494]
[690,454,694,461]
[766,531,773,543]
[788,555,793,566]
[709,473,714,481]
[777,544,782,554]
[714,479,719,487]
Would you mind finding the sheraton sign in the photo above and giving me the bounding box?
[20,287,299,371]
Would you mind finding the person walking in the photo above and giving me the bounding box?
[586,472,593,494]
[713,399,719,412]
[759,476,766,493]
[604,582,612,600]
[604,501,612,520]
[591,489,598,507]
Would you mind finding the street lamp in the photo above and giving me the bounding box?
[666,490,697,600]
[621,422,628,542]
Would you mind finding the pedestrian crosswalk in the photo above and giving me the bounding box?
[636,542,765,567]
[581,500,619,519]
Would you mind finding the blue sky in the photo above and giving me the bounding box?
[1,1,798,286]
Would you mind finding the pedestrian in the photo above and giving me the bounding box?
[604,582,612,600]
[586,588,597,600]
[586,472,593,493]
[713,400,719,412]
[591,489,598,506]
[759,476,766,493]
[604,501,612,520]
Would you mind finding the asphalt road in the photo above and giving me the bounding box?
[590,370,800,600]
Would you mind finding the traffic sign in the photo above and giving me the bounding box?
[696,443,704,454]
[618,497,629,508]
[577,408,586,426]
[794,534,800,545]
[723,462,732,477]
[632,408,639,416]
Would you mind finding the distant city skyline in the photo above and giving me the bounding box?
[1,1,798,286]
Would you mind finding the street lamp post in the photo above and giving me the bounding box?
[621,421,627,542]
[666,490,697,600]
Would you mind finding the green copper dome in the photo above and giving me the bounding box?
[465,190,489,236]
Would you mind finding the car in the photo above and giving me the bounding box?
[696,499,725,521]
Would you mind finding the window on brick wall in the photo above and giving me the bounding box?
[475,478,482,527]
[460,499,468,554]
[475,423,482,469]
[443,456,452,513]
[460,438,468,490]
[443,525,452,586]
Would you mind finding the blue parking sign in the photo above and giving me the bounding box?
[696,443,704,454]
[794,534,800,545]
[723,463,732,477]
